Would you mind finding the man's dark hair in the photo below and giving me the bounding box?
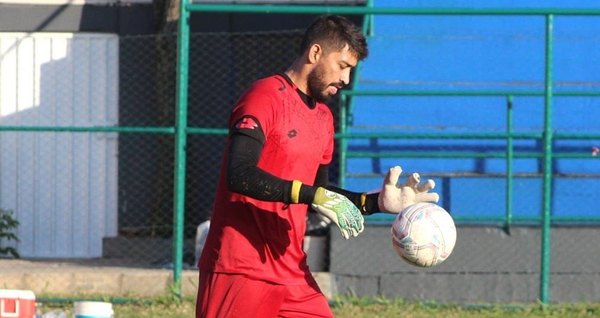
[299,15,368,60]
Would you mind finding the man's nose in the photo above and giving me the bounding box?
[341,68,351,86]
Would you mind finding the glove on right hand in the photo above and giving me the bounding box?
[378,166,440,213]
[311,187,364,239]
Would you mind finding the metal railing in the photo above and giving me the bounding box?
[178,4,600,304]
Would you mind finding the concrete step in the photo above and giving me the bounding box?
[0,259,334,299]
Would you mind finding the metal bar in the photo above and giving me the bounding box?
[173,0,192,298]
[0,126,175,133]
[553,133,600,139]
[339,94,348,188]
[336,132,542,139]
[186,4,600,16]
[455,216,600,223]
[342,90,600,97]
[347,172,600,178]
[346,151,542,158]
[186,127,228,135]
[364,0,375,36]
[366,215,600,223]
[552,153,600,159]
[540,14,554,305]
[505,95,514,232]
[337,132,600,140]
[0,126,596,141]
[346,151,598,159]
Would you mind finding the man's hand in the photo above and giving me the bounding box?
[378,166,439,213]
[311,187,364,239]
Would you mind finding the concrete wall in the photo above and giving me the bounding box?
[331,224,600,303]
[0,33,119,258]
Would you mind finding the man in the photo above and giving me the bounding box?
[196,15,439,317]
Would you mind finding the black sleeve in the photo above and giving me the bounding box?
[325,185,380,215]
[305,163,380,215]
[227,131,380,213]
[227,133,293,202]
[313,165,329,187]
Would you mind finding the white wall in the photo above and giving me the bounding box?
[0,32,118,258]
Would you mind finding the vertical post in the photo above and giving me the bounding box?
[505,95,514,234]
[173,0,191,297]
[364,0,375,36]
[540,14,554,305]
[339,94,348,188]
[339,7,373,188]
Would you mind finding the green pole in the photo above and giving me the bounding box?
[340,2,373,188]
[505,95,514,234]
[364,0,375,36]
[173,0,192,297]
[540,14,554,305]
[339,94,348,188]
[187,5,600,16]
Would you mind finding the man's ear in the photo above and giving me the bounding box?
[308,44,322,64]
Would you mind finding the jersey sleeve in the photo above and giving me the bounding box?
[228,81,277,144]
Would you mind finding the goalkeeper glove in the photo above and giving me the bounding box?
[378,166,440,213]
[291,181,364,239]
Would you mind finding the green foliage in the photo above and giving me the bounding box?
[154,283,184,306]
[0,209,20,258]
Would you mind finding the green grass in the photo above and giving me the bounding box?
[330,297,600,318]
[36,296,600,318]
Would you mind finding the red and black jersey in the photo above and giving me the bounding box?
[200,74,334,285]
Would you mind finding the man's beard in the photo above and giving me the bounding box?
[307,65,333,104]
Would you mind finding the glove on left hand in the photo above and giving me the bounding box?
[311,187,365,239]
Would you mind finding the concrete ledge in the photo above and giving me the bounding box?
[0,259,332,299]
[2,268,199,298]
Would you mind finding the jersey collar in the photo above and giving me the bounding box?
[277,72,317,109]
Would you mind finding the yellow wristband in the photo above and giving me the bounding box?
[360,193,367,211]
[291,180,303,204]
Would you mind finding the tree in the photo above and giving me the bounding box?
[0,209,19,258]
[150,0,179,237]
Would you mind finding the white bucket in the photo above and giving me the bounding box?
[73,301,113,318]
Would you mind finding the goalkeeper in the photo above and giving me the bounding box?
[196,15,438,318]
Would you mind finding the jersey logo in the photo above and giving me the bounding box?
[287,129,297,138]
[235,117,258,130]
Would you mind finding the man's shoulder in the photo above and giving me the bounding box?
[250,74,290,93]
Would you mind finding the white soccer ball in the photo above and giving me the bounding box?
[391,202,457,267]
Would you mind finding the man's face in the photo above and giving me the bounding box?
[308,44,358,103]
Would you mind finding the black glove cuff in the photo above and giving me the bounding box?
[299,184,318,204]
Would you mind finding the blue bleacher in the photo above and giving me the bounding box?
[345,1,600,222]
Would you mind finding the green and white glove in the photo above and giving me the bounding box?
[378,166,440,213]
[311,187,365,239]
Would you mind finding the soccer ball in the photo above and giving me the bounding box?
[391,202,457,267]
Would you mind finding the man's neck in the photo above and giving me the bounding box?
[279,72,316,109]
[284,63,310,95]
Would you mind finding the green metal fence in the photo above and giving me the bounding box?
[177,4,600,304]
[1,3,599,305]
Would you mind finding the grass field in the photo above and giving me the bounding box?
[37,296,600,318]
